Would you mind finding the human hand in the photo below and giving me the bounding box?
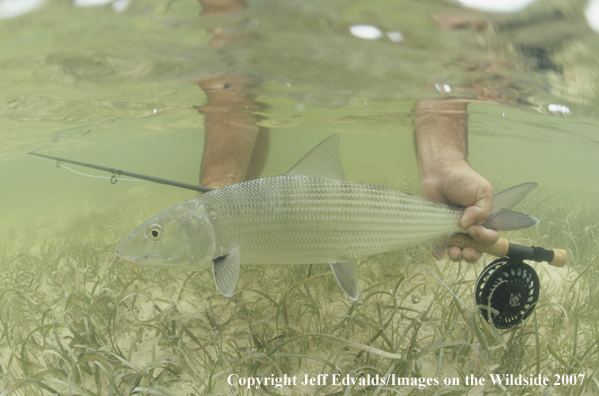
[421,160,498,263]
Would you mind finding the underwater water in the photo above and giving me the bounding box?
[1,0,599,395]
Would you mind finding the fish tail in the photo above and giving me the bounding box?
[481,208,539,231]
[491,182,538,212]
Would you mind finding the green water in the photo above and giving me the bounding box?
[2,0,599,241]
[1,0,599,394]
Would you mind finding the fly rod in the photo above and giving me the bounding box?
[28,152,214,193]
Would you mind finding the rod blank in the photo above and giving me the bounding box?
[29,152,213,193]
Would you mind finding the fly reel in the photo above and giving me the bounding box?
[447,234,567,329]
[474,258,540,329]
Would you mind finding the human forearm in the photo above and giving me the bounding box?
[413,98,497,262]
[414,98,469,182]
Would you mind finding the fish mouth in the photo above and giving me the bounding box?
[115,250,177,268]
[115,249,144,265]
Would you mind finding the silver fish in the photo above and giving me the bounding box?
[116,135,538,300]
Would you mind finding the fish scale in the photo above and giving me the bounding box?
[206,175,463,264]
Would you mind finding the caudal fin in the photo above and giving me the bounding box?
[482,208,539,231]
[481,182,540,231]
[491,182,538,212]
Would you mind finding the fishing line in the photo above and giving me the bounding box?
[403,250,473,314]
[31,155,149,183]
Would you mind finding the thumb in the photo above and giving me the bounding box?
[462,197,497,245]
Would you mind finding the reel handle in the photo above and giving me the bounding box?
[447,233,567,267]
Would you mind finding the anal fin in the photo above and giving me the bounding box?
[428,235,451,260]
[427,238,449,260]
[330,259,360,301]
[212,247,240,297]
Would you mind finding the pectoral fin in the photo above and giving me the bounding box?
[212,248,240,297]
[330,259,360,301]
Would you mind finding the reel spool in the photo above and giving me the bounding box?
[474,258,540,329]
[447,233,567,329]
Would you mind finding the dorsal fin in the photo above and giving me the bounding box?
[286,134,345,180]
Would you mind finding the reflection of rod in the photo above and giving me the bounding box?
[448,233,567,267]
[29,152,213,193]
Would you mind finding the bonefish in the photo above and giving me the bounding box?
[116,135,538,300]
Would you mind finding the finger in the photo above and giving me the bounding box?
[462,247,482,263]
[467,223,499,245]
[448,246,483,263]
[461,205,489,229]
[448,246,462,261]
[447,247,481,263]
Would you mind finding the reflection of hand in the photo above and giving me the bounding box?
[420,160,498,263]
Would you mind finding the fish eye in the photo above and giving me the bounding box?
[147,224,163,241]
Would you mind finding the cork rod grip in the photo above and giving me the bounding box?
[447,233,509,257]
[446,233,567,267]
[549,249,568,267]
